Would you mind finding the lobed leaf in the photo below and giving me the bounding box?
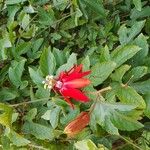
[91,101,143,135]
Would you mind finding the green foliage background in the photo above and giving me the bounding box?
[0,0,150,149]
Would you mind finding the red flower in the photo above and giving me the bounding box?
[64,112,90,137]
[43,64,91,108]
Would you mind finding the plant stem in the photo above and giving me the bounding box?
[87,86,112,95]
[118,135,143,150]
[32,11,76,40]
[88,86,112,114]
[28,143,48,150]
[10,98,48,107]
[89,94,100,115]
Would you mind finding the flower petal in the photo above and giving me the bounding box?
[58,71,67,80]
[67,64,83,74]
[61,88,89,102]
[63,70,91,82]
[64,97,75,109]
[64,78,90,88]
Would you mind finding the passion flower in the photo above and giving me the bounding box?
[43,64,91,108]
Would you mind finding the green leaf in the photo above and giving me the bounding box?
[53,0,69,11]
[19,13,30,30]
[27,38,43,60]
[100,45,111,62]
[35,86,50,99]
[75,8,83,26]
[5,0,27,5]
[111,65,131,82]
[0,65,9,85]
[74,139,100,150]
[7,5,20,25]
[124,66,148,82]
[0,38,11,60]
[1,135,11,150]
[41,110,51,120]
[0,103,13,127]
[38,7,55,26]
[15,42,31,57]
[20,24,37,39]
[29,67,44,85]
[111,45,141,67]
[118,21,145,45]
[8,59,28,89]
[23,121,54,140]
[81,56,90,71]
[24,108,37,122]
[132,34,149,65]
[49,107,61,129]
[90,61,116,86]
[130,6,150,20]
[51,33,62,43]
[131,79,150,94]
[133,0,142,11]
[0,88,18,101]
[60,17,77,30]
[6,129,30,146]
[42,107,61,129]
[82,0,106,17]
[24,5,35,13]
[91,101,143,135]
[51,98,68,108]
[53,48,66,67]
[144,94,150,119]
[39,47,56,76]
[56,53,77,75]
[105,87,117,103]
[116,86,146,109]
[60,108,80,126]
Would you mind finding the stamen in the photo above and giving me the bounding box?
[43,75,55,90]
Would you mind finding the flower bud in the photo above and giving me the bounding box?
[64,112,90,137]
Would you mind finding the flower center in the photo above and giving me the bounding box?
[42,75,56,90]
[55,81,63,89]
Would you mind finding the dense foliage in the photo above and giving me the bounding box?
[0,0,150,149]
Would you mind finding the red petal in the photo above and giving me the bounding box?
[60,88,89,102]
[67,64,83,75]
[64,78,90,88]
[64,97,75,109]
[63,70,91,82]
[58,71,67,80]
